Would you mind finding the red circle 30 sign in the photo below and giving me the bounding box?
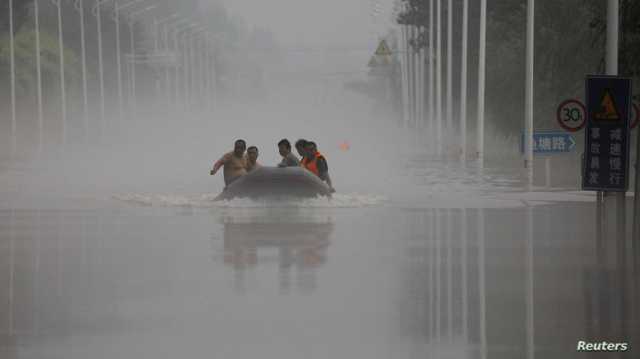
[557,99,586,132]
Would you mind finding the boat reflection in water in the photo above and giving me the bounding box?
[217,210,333,295]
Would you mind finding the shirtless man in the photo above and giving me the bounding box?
[210,139,248,186]
[245,146,261,172]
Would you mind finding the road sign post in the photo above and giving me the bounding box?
[520,130,577,155]
[582,76,632,192]
[520,130,576,188]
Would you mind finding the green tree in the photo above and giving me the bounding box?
[0,28,79,96]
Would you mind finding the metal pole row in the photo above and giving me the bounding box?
[6,1,219,152]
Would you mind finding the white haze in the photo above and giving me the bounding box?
[2,0,540,210]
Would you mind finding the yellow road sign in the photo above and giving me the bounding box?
[374,40,392,56]
[594,88,620,121]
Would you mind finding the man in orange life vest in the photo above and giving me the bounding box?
[301,141,335,193]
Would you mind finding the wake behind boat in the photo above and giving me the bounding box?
[214,166,333,201]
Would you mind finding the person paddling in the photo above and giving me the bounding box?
[295,139,308,164]
[246,146,261,172]
[301,141,335,193]
[277,139,300,168]
[210,139,248,186]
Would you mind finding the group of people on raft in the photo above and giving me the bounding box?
[210,138,335,193]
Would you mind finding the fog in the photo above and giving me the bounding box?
[1,0,639,358]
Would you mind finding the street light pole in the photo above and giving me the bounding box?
[93,0,110,138]
[524,0,535,190]
[73,0,90,144]
[128,16,137,117]
[460,0,468,162]
[34,0,44,154]
[436,0,442,156]
[477,0,487,169]
[9,0,17,155]
[429,0,434,151]
[446,0,453,141]
[113,2,124,125]
[52,0,67,145]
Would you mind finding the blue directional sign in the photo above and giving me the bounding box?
[582,76,632,192]
[520,130,576,155]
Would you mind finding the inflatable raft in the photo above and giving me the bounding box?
[214,166,332,201]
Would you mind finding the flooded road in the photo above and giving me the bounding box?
[1,158,637,359]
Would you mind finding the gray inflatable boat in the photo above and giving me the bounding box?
[214,166,332,201]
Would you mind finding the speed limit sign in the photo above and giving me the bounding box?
[557,99,586,132]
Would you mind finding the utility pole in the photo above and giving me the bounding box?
[73,0,90,144]
[113,2,125,125]
[94,0,107,138]
[429,0,435,151]
[604,0,629,341]
[446,0,453,143]
[128,16,137,117]
[460,0,468,162]
[9,0,17,155]
[524,0,535,190]
[436,0,442,156]
[477,0,487,169]
[605,0,623,243]
[53,0,67,145]
[34,0,44,154]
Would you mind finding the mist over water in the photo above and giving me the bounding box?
[3,1,638,358]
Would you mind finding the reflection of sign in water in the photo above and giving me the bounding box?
[582,76,632,192]
[556,99,586,132]
[521,130,576,155]
[221,221,333,294]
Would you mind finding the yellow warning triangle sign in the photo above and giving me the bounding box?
[594,89,620,121]
[374,40,392,56]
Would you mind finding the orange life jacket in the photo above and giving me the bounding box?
[302,151,324,177]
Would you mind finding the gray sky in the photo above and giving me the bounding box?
[219,0,394,49]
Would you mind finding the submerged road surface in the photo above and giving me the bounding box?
[0,158,638,359]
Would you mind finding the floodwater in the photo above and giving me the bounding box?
[1,154,638,359]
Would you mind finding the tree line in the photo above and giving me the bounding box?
[395,0,639,136]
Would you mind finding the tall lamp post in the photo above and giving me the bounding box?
[34,0,44,154]
[51,0,68,145]
[460,0,468,162]
[92,0,112,138]
[73,0,90,143]
[113,2,124,124]
[9,0,17,155]
[477,0,487,169]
